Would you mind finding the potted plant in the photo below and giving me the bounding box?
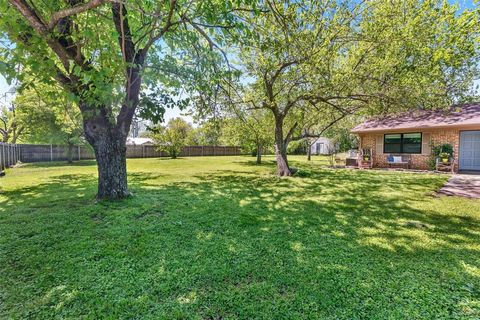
[363,154,371,161]
[439,152,450,164]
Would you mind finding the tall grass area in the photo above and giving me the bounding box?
[1,155,479,319]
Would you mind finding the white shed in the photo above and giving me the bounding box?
[310,137,335,155]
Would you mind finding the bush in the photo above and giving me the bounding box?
[428,143,454,170]
[427,156,436,170]
[432,143,453,157]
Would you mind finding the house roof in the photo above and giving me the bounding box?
[351,103,480,133]
[126,137,154,145]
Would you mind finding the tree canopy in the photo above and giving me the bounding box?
[0,0,256,198]
[152,117,193,159]
[0,0,478,195]
[221,0,479,175]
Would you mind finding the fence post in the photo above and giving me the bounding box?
[50,144,53,162]
[201,146,204,156]
[2,143,5,170]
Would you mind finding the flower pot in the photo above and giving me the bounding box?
[442,158,449,164]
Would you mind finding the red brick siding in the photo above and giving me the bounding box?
[359,129,460,172]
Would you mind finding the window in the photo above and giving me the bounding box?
[384,133,422,154]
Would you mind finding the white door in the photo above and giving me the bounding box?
[317,143,324,154]
[459,131,480,171]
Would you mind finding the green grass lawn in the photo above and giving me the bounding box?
[1,155,479,319]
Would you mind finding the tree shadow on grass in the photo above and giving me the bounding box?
[233,159,277,167]
[0,168,479,318]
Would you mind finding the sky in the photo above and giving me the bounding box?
[0,0,478,124]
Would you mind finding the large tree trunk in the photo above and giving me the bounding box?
[83,110,129,199]
[307,142,312,161]
[274,117,291,176]
[91,132,128,199]
[256,143,262,164]
[94,136,128,199]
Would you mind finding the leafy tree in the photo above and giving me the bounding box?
[14,83,84,162]
[0,0,255,198]
[186,119,223,146]
[221,109,273,164]
[152,117,192,159]
[0,103,24,143]
[232,0,479,176]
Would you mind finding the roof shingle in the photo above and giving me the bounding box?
[351,103,480,133]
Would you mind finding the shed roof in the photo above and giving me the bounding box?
[351,103,480,133]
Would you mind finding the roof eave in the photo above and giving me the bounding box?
[352,123,480,134]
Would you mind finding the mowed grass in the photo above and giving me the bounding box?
[1,155,480,319]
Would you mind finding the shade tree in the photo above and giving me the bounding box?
[221,108,273,164]
[0,0,256,198]
[234,0,479,176]
[0,103,24,143]
[151,117,192,159]
[13,82,84,162]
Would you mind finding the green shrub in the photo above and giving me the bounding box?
[427,156,436,170]
[432,143,453,157]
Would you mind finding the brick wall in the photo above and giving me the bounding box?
[358,129,460,171]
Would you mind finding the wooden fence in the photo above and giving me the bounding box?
[16,144,243,163]
[0,143,20,172]
[17,144,96,163]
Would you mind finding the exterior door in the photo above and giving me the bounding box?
[459,131,480,171]
[317,143,324,154]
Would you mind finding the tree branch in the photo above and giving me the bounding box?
[8,0,84,69]
[112,2,137,63]
[284,121,298,144]
[47,0,110,31]
[143,0,178,51]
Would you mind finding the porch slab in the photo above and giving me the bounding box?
[438,174,480,199]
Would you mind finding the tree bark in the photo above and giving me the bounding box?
[67,141,74,164]
[91,133,128,199]
[83,109,129,199]
[307,142,312,161]
[274,116,291,176]
[256,143,262,164]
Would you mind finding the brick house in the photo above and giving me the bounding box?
[351,104,480,172]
